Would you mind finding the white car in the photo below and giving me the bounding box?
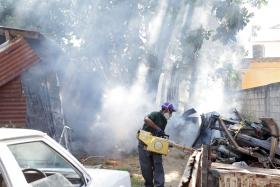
[0,128,131,187]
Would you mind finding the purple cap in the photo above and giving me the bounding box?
[161,102,176,112]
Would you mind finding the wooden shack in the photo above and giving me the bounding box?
[0,26,64,140]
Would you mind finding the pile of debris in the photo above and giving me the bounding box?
[192,109,280,168]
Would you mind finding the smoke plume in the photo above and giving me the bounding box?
[0,0,255,155]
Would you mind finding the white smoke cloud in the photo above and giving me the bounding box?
[2,0,256,155]
[88,63,156,155]
[148,0,168,46]
[192,40,243,114]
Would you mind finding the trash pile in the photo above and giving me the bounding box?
[192,109,280,168]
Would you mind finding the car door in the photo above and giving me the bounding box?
[0,143,29,187]
[3,137,89,187]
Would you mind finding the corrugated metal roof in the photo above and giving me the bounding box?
[0,77,26,127]
[0,37,40,87]
[0,26,43,40]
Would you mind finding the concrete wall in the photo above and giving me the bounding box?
[241,82,280,125]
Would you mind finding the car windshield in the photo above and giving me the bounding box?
[8,141,84,187]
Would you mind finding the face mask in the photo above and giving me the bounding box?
[163,112,171,120]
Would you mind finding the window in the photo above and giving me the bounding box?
[8,141,84,187]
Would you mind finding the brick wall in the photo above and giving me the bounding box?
[241,82,280,125]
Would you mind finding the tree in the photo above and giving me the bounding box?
[162,0,268,107]
[0,0,268,154]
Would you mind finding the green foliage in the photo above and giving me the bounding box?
[216,63,241,91]
[212,0,254,44]
[180,26,213,70]
[248,0,268,8]
[131,175,144,187]
[0,0,268,98]
[0,0,79,47]
[242,112,254,124]
[0,0,16,25]
[185,27,212,52]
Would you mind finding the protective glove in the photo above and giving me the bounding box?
[154,128,165,137]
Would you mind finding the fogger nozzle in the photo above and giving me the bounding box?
[169,141,195,154]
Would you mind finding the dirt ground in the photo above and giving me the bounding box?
[82,149,189,187]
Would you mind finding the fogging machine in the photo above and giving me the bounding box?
[137,130,194,155]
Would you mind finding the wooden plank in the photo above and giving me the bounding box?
[211,162,280,176]
[189,151,202,187]
[179,150,202,187]
[200,145,208,187]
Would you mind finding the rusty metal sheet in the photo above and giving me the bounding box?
[0,77,26,128]
[0,77,23,98]
[0,37,40,87]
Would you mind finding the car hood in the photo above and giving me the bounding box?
[86,168,131,187]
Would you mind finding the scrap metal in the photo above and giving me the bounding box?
[192,109,280,168]
[180,110,280,186]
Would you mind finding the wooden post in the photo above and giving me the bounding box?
[201,144,209,187]
[4,30,10,41]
